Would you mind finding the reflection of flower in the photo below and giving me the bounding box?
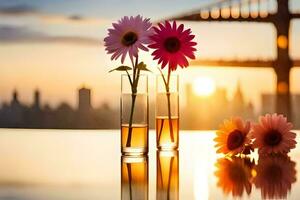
[149,21,197,71]
[254,155,296,199]
[215,157,254,197]
[252,113,296,155]
[104,15,152,63]
[214,117,251,156]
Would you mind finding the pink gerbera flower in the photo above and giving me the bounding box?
[104,15,152,63]
[214,117,252,156]
[252,113,297,155]
[148,21,197,71]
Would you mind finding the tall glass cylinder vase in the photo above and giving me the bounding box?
[121,74,148,155]
[156,74,179,150]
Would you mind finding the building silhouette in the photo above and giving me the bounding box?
[76,87,94,128]
[33,89,41,110]
[78,87,91,112]
[231,81,245,116]
[8,90,25,127]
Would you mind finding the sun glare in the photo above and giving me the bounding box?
[193,77,216,97]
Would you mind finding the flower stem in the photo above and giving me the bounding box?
[157,118,164,144]
[166,68,174,142]
[166,93,174,142]
[157,67,174,143]
[126,56,139,147]
[126,94,136,147]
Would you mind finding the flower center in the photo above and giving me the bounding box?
[122,31,138,46]
[264,130,282,146]
[164,37,181,53]
[227,130,245,150]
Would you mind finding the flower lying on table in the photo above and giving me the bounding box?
[252,113,296,155]
[215,113,297,156]
[214,117,252,156]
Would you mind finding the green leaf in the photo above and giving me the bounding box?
[136,62,151,72]
[109,66,132,73]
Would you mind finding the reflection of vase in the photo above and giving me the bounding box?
[121,74,149,155]
[156,150,179,200]
[214,157,254,198]
[121,156,148,200]
[156,75,179,150]
[254,155,296,200]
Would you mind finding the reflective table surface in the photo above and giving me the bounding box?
[0,129,299,200]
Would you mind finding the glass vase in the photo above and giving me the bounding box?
[156,74,179,150]
[121,156,148,200]
[156,150,179,200]
[121,74,148,155]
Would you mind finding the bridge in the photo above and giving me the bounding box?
[169,0,300,119]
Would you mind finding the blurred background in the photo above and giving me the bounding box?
[0,0,300,130]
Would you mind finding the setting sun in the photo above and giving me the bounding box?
[193,77,216,97]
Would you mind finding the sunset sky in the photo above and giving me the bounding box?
[0,0,300,111]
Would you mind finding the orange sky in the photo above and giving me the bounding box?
[0,21,300,111]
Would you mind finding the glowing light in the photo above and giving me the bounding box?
[277,35,288,49]
[277,81,289,94]
[193,77,216,97]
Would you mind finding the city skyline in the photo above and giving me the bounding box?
[0,80,265,111]
[2,81,300,129]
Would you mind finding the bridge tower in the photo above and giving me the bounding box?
[274,0,291,118]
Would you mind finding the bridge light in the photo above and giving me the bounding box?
[231,5,240,19]
[277,35,288,49]
[221,7,230,19]
[259,11,268,18]
[200,10,209,19]
[277,81,289,94]
[250,11,259,18]
[211,8,220,19]
[241,11,249,18]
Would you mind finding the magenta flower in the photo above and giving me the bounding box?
[252,113,297,155]
[148,21,197,71]
[104,15,152,63]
